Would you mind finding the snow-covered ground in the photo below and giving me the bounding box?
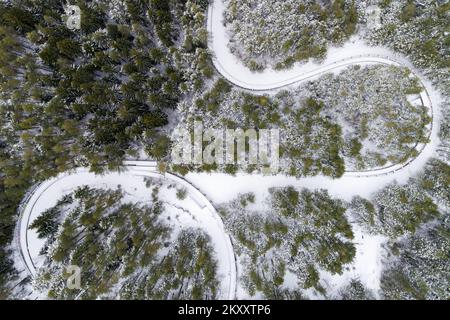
[16,165,237,299]
[152,0,446,297]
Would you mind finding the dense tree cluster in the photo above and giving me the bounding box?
[224,0,358,70]
[418,158,450,208]
[335,278,375,300]
[347,158,449,299]
[174,65,429,177]
[301,65,430,170]
[380,217,449,300]
[349,159,448,239]
[32,186,219,299]
[366,0,449,71]
[364,0,450,154]
[220,188,355,298]
[350,183,439,239]
[218,158,448,299]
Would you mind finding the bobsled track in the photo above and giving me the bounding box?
[16,162,237,300]
[15,0,443,300]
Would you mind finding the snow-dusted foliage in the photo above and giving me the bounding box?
[335,278,375,300]
[350,183,439,239]
[345,158,448,299]
[224,0,358,70]
[219,188,355,298]
[301,65,431,170]
[417,158,450,208]
[32,186,219,300]
[438,104,450,162]
[0,0,217,295]
[380,218,449,300]
[173,0,214,94]
[1,0,448,301]
[174,64,430,176]
[363,1,450,157]
[349,158,448,239]
[365,0,449,72]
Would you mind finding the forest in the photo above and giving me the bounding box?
[224,0,358,70]
[31,186,219,299]
[0,0,212,298]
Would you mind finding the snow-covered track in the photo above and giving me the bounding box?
[207,0,439,178]
[16,165,237,300]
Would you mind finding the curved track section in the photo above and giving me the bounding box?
[16,163,237,300]
[207,0,439,178]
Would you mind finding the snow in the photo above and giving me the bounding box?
[186,166,415,204]
[185,171,392,297]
